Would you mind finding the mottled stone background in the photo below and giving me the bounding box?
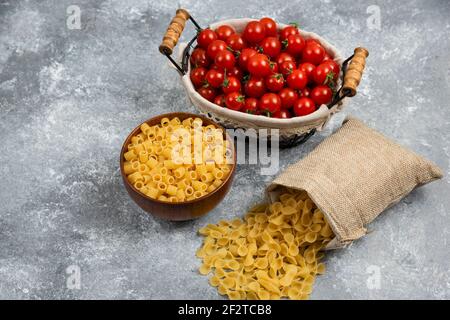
[0,0,449,299]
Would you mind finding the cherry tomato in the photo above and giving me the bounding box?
[190,67,207,88]
[269,61,278,74]
[243,21,266,43]
[279,87,298,109]
[245,77,266,98]
[215,25,235,41]
[225,92,245,111]
[265,73,284,92]
[273,109,292,119]
[312,62,334,85]
[215,49,236,69]
[222,76,241,94]
[311,85,332,105]
[227,66,243,81]
[207,40,227,60]
[260,37,281,58]
[198,87,216,102]
[301,87,311,97]
[279,60,296,77]
[247,53,272,77]
[305,38,320,46]
[243,97,259,114]
[260,17,277,37]
[293,97,316,116]
[259,93,281,115]
[302,43,325,65]
[276,52,295,65]
[210,63,223,71]
[226,34,246,51]
[298,62,316,82]
[238,48,257,70]
[285,34,305,57]
[205,69,224,88]
[190,48,210,68]
[197,29,218,49]
[322,60,340,80]
[214,94,226,107]
[280,25,299,41]
[322,53,332,61]
[287,69,308,90]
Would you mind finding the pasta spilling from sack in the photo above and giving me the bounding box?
[197,188,334,300]
[123,117,232,202]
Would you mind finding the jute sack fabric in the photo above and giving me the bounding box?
[267,117,443,249]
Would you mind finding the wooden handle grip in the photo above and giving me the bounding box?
[342,47,369,97]
[159,9,190,55]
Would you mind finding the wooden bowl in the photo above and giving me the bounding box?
[120,112,236,221]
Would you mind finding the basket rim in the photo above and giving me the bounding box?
[179,18,347,130]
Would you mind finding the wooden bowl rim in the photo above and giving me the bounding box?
[120,112,237,206]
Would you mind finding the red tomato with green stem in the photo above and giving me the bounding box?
[198,87,216,102]
[214,94,225,107]
[260,37,281,58]
[190,48,210,68]
[222,76,241,94]
[284,34,305,57]
[197,29,218,49]
[279,60,296,77]
[287,69,308,89]
[311,85,333,105]
[260,17,277,36]
[269,61,278,74]
[259,93,281,115]
[247,53,272,77]
[322,60,340,80]
[279,87,298,109]
[225,92,245,111]
[243,21,266,43]
[293,97,316,116]
[280,25,299,40]
[190,67,207,88]
[245,77,266,98]
[214,49,236,69]
[243,98,259,114]
[215,25,235,41]
[205,69,224,88]
[226,34,246,51]
[207,40,227,60]
[302,43,326,65]
[312,62,334,85]
[265,73,284,92]
[238,48,257,71]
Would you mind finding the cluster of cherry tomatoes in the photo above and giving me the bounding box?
[189,18,340,119]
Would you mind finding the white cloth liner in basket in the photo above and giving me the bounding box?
[176,18,348,138]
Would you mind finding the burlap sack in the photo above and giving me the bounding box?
[267,117,443,249]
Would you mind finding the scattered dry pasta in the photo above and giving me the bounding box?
[123,117,233,202]
[197,187,334,300]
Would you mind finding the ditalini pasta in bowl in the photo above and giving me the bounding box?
[120,112,236,221]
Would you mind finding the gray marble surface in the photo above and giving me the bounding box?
[0,0,449,300]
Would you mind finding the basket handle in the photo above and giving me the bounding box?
[159,9,191,56]
[341,47,369,97]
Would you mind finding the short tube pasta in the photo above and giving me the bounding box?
[196,188,334,300]
[123,117,232,202]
